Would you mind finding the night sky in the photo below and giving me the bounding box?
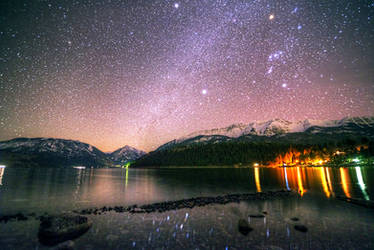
[0,0,373,152]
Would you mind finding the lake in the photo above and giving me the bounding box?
[0,166,373,249]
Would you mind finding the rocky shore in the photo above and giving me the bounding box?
[7,190,372,247]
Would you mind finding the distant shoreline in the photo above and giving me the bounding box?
[130,163,374,169]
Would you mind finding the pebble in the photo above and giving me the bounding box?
[294,225,308,233]
[238,219,253,235]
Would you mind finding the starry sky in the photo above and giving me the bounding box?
[0,0,373,152]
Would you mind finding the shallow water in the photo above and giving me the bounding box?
[0,166,373,249]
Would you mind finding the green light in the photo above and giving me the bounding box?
[123,162,131,168]
[352,158,360,163]
[125,167,128,187]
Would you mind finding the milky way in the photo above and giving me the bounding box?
[0,0,373,151]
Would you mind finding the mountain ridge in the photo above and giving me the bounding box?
[0,137,145,168]
[156,116,374,151]
[109,145,146,164]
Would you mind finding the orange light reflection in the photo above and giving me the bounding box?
[296,167,305,196]
[320,167,331,198]
[340,168,351,198]
[325,168,334,197]
[254,167,261,192]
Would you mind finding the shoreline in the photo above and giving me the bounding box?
[130,163,374,169]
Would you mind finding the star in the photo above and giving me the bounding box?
[0,0,372,152]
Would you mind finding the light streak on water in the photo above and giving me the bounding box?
[355,167,370,201]
[320,168,331,198]
[325,168,334,197]
[254,167,262,192]
[0,166,5,185]
[340,168,351,198]
[284,168,290,191]
[125,167,129,187]
[296,167,305,196]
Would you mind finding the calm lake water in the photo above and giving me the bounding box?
[0,166,373,249]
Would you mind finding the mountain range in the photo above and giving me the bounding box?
[135,116,374,166]
[156,117,374,151]
[1,117,373,167]
[0,138,145,168]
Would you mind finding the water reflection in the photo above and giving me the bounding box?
[254,167,261,192]
[340,168,351,198]
[281,168,307,195]
[319,167,332,198]
[0,166,372,214]
[0,166,5,185]
[296,167,305,196]
[125,167,129,187]
[355,167,370,200]
[279,166,371,200]
[284,168,290,191]
[73,168,84,201]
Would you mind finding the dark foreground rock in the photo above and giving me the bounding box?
[294,225,308,233]
[238,219,253,235]
[336,196,374,209]
[38,214,92,246]
[78,190,294,215]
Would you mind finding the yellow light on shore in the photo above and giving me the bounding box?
[253,163,259,167]
[269,14,275,20]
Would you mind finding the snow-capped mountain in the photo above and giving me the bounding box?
[0,137,100,155]
[109,145,146,164]
[0,138,110,168]
[156,117,374,150]
[0,137,147,168]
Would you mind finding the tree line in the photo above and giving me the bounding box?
[134,136,374,167]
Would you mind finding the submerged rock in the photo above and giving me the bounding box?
[249,214,265,218]
[294,224,308,233]
[336,196,374,209]
[260,246,284,250]
[238,219,253,235]
[54,240,75,250]
[77,190,294,215]
[38,214,92,246]
[0,213,28,223]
